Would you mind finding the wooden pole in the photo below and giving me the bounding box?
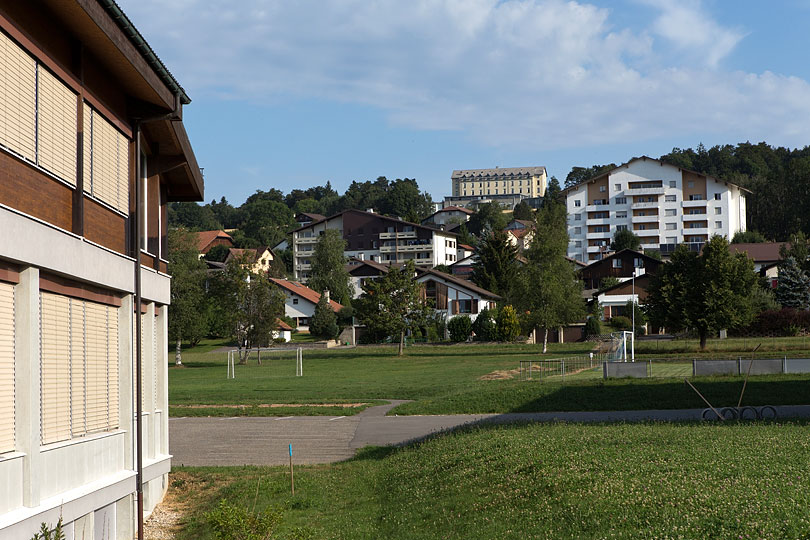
[289,444,295,496]
[684,378,724,420]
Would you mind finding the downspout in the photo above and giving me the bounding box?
[133,93,182,540]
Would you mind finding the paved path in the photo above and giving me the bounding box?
[169,403,810,466]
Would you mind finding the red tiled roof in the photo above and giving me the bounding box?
[195,230,233,252]
[508,229,533,239]
[729,242,785,263]
[269,279,344,311]
[458,244,475,251]
[276,318,293,331]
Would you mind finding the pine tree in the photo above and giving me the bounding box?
[775,257,810,309]
[310,294,339,340]
[471,229,518,297]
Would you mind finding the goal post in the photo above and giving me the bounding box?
[226,347,304,378]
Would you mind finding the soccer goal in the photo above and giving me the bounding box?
[226,347,303,379]
[607,331,635,362]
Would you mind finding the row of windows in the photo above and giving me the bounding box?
[0,30,129,215]
[576,208,721,220]
[573,192,722,207]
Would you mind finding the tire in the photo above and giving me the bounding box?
[759,405,777,420]
[739,406,758,420]
[702,408,716,421]
[720,407,738,420]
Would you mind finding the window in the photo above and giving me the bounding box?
[293,298,298,305]
[83,104,130,214]
[616,211,627,218]
[666,236,677,244]
[669,181,676,188]
[574,200,581,207]
[714,193,722,200]
[613,259,623,268]
[593,225,610,233]
[715,221,723,229]
[40,292,119,444]
[687,181,695,188]
[615,184,621,191]
[575,241,582,248]
[638,224,647,231]
[454,299,474,314]
[665,195,676,202]
[665,223,676,230]
[599,185,606,192]
[574,214,581,221]
[0,282,14,453]
[574,227,581,234]
[634,257,644,268]
[688,222,703,229]
[616,197,627,204]
[665,209,676,216]
[715,208,722,215]
[616,225,628,231]
[689,194,704,201]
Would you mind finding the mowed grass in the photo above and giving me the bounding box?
[635,334,810,356]
[169,340,810,416]
[172,421,810,540]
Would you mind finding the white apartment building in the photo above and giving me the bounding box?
[291,210,458,281]
[565,157,748,262]
[451,167,547,198]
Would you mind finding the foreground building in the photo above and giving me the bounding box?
[0,2,203,538]
[564,157,748,262]
[291,209,458,281]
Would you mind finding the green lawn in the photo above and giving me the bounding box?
[172,421,810,539]
[635,334,810,356]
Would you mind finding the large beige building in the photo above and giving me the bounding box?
[451,167,547,198]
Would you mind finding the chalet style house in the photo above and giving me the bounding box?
[0,2,203,538]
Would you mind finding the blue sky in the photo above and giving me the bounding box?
[118,0,810,206]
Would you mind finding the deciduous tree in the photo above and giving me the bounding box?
[168,228,209,365]
[308,229,353,304]
[610,229,641,252]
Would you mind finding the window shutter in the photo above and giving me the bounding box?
[40,292,71,444]
[451,300,458,314]
[70,298,86,437]
[106,304,118,430]
[83,105,129,213]
[0,282,15,452]
[84,301,108,433]
[472,301,478,315]
[36,66,77,185]
[83,103,92,196]
[0,31,36,161]
[152,311,157,410]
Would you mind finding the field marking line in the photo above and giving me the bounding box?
[276,416,294,420]
[329,416,347,421]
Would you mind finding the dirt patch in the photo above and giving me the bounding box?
[145,471,232,539]
[479,369,520,380]
[173,402,369,409]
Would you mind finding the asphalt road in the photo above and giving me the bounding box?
[169,402,810,466]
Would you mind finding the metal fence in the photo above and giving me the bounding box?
[520,354,606,381]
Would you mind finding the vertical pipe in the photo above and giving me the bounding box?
[134,122,144,540]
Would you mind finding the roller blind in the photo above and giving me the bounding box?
[40,293,71,444]
[83,105,129,214]
[84,301,108,433]
[70,298,86,437]
[0,283,15,453]
[152,312,157,410]
[36,65,77,185]
[0,31,36,161]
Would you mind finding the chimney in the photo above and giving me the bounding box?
[359,252,365,261]
[323,290,330,303]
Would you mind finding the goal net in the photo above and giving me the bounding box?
[226,347,303,379]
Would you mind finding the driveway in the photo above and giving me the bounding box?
[169,402,810,466]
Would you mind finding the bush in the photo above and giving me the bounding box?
[31,519,64,540]
[584,317,601,338]
[496,305,521,342]
[471,308,497,341]
[448,315,472,342]
[206,499,282,540]
[610,316,632,331]
[337,305,355,327]
[739,308,810,336]
[310,296,338,340]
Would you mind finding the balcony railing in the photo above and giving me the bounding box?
[627,187,665,195]
[379,231,417,239]
[631,201,659,209]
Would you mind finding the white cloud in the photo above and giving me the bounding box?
[119,0,810,151]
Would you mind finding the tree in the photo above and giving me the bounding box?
[610,229,641,252]
[471,307,497,341]
[209,256,285,363]
[471,229,518,297]
[467,202,508,236]
[732,230,767,243]
[167,228,208,365]
[780,231,810,274]
[354,261,432,355]
[774,257,810,309]
[564,164,616,189]
[310,295,339,340]
[512,199,585,353]
[448,315,472,342]
[512,201,534,221]
[308,229,353,304]
[168,202,221,231]
[598,276,621,291]
[646,236,757,349]
[205,244,230,263]
[544,176,562,203]
[241,198,294,247]
[584,316,602,339]
[496,305,521,342]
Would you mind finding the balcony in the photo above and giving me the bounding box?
[587,245,610,253]
[586,217,611,226]
[631,201,659,209]
[380,243,432,253]
[295,248,315,257]
[631,214,658,223]
[585,203,611,212]
[295,263,312,271]
[586,230,613,240]
[627,187,665,196]
[379,231,417,239]
[681,199,706,208]
[683,227,709,235]
[633,225,659,233]
[295,236,319,244]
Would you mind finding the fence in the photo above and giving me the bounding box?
[520,354,606,381]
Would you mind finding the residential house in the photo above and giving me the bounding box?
[195,230,234,256]
[449,254,475,277]
[457,243,475,261]
[270,279,343,330]
[579,250,662,290]
[416,269,500,322]
[273,319,293,343]
[295,212,326,227]
[564,157,749,262]
[421,206,473,227]
[594,273,653,320]
[504,219,535,252]
[729,242,786,288]
[346,257,392,299]
[0,2,203,538]
[224,247,277,275]
[291,209,458,281]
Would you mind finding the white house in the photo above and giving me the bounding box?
[270,279,343,330]
[416,270,500,322]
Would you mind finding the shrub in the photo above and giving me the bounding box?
[472,308,497,341]
[740,308,810,336]
[610,316,632,331]
[206,499,282,540]
[496,305,521,342]
[30,519,64,540]
[310,295,339,340]
[448,315,472,342]
[584,316,601,338]
[337,305,355,327]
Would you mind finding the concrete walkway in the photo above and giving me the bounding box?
[169,403,810,467]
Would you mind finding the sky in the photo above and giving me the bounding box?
[117,0,810,206]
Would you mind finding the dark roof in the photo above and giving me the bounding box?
[416,269,501,300]
[289,209,458,237]
[98,0,190,104]
[728,242,785,263]
[579,249,660,272]
[452,167,546,178]
[346,258,393,275]
[296,212,326,222]
[437,206,474,215]
[561,156,752,195]
[594,273,652,296]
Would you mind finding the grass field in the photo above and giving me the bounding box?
[169,338,810,417]
[170,420,810,539]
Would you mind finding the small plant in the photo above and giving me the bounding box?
[610,315,632,331]
[471,307,497,341]
[496,305,521,342]
[31,518,64,540]
[584,316,601,339]
[448,315,472,342]
[205,499,282,540]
